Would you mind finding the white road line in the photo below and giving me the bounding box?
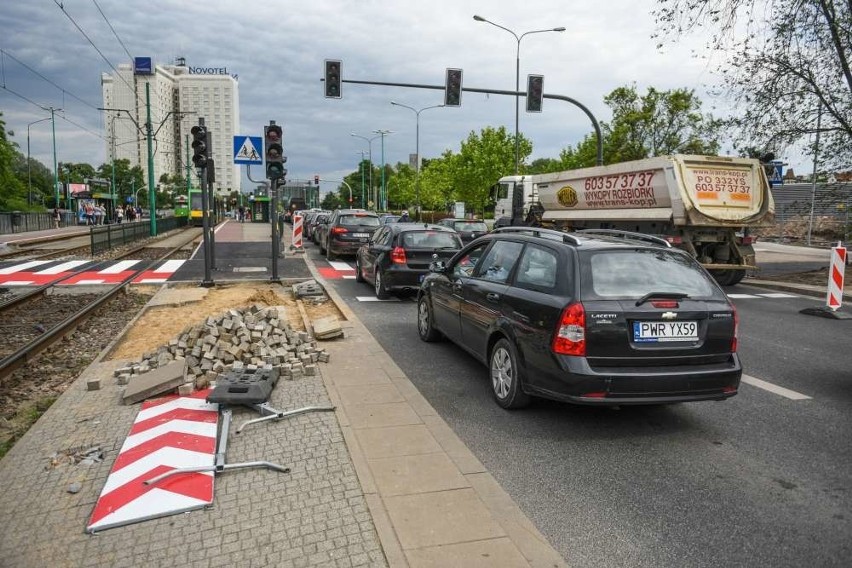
[153,259,185,273]
[741,374,812,400]
[342,275,356,280]
[758,293,800,298]
[329,261,354,271]
[356,296,400,302]
[100,260,140,274]
[35,260,90,274]
[0,260,51,274]
[728,293,759,298]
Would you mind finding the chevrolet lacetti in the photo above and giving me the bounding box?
[416,227,742,409]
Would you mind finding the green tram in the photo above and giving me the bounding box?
[174,195,189,219]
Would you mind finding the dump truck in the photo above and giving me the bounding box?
[492,154,775,285]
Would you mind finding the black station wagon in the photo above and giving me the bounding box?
[416,227,742,409]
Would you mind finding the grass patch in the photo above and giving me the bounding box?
[0,396,57,460]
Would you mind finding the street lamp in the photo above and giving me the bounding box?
[473,15,565,175]
[351,132,382,209]
[391,102,445,221]
[372,129,393,211]
[356,151,367,209]
[27,117,52,207]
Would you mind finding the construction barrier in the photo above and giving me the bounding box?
[291,214,303,249]
[826,242,846,311]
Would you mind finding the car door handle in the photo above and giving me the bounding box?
[486,293,501,303]
[511,311,530,323]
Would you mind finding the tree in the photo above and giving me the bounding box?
[654,0,852,168]
[555,85,723,169]
[0,112,28,211]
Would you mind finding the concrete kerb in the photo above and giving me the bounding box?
[300,248,567,567]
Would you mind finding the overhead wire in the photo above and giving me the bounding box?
[0,49,100,111]
[52,0,135,93]
[92,0,133,60]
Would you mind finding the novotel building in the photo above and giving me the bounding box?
[101,57,240,194]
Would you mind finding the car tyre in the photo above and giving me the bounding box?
[417,295,442,342]
[319,238,326,255]
[355,255,366,283]
[374,268,390,299]
[326,245,337,261]
[490,338,530,409]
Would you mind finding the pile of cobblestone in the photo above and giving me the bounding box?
[114,305,330,389]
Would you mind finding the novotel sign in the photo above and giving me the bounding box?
[188,66,239,81]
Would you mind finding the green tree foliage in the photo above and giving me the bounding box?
[321,191,344,211]
[0,112,30,211]
[555,85,722,170]
[654,0,852,168]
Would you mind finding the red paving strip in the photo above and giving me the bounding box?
[60,270,138,285]
[318,266,343,279]
[0,272,71,286]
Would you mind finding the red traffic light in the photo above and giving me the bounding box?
[314,175,320,185]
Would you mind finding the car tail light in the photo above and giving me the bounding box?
[722,386,738,394]
[581,391,607,398]
[731,304,739,353]
[651,300,679,308]
[391,246,407,264]
[330,226,348,236]
[665,235,683,245]
[552,303,586,356]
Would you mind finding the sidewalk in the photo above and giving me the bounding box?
[0,221,567,567]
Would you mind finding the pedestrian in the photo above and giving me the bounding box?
[115,206,124,224]
[85,202,95,226]
[94,205,104,225]
[399,210,411,223]
[53,207,61,229]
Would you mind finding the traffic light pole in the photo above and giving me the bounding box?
[270,177,281,283]
[340,78,603,166]
[200,162,214,288]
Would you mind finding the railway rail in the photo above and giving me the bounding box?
[0,230,199,383]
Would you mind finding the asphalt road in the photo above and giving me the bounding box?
[305,240,851,567]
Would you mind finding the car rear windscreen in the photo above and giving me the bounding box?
[583,249,722,299]
[453,221,488,232]
[402,231,461,249]
[339,214,379,226]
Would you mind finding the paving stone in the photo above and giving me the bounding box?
[122,360,186,405]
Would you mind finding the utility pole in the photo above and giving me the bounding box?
[50,107,60,209]
[145,83,157,236]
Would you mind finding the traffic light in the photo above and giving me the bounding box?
[314,175,320,185]
[324,59,341,98]
[444,68,462,107]
[191,125,209,168]
[264,123,286,180]
[526,74,544,113]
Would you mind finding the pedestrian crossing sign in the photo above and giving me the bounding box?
[233,135,263,165]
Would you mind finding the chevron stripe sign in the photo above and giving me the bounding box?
[87,390,219,533]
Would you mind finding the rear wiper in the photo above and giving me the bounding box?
[635,291,689,306]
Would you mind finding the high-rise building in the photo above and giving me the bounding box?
[101,59,240,198]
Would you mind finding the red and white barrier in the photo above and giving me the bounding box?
[292,214,303,249]
[826,242,846,311]
[87,390,218,533]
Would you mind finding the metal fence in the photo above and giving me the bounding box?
[0,212,76,234]
[89,216,187,255]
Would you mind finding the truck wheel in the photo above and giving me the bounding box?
[712,269,744,286]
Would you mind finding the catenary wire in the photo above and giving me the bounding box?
[92,0,134,60]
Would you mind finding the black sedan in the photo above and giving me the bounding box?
[437,218,490,244]
[355,223,463,299]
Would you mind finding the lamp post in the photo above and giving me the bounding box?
[373,129,392,211]
[473,15,565,175]
[391,102,445,221]
[351,132,381,209]
[356,151,366,209]
[27,117,52,207]
[49,107,62,209]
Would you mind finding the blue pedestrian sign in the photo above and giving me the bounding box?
[769,160,784,188]
[233,135,263,165]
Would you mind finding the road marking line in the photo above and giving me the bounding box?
[342,275,356,279]
[356,296,400,302]
[100,260,140,274]
[741,374,812,400]
[329,261,354,271]
[758,293,799,298]
[0,260,51,274]
[35,260,89,274]
[728,293,759,298]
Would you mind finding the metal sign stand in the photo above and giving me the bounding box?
[144,408,290,486]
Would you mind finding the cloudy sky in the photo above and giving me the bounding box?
[2,0,785,195]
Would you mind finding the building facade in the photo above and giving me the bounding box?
[101,59,240,197]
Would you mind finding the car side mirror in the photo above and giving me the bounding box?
[429,260,447,273]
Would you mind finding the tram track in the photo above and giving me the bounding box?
[0,230,200,385]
